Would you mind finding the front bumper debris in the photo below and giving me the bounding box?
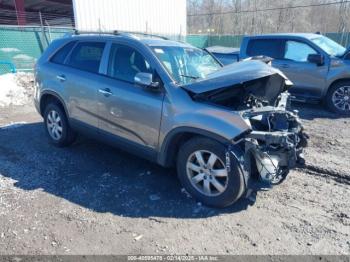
[237,92,308,184]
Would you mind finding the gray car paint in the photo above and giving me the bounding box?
[240,33,350,100]
[34,34,296,168]
[181,60,288,94]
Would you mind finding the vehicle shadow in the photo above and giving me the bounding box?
[0,122,254,219]
[291,101,348,120]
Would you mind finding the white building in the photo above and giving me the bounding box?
[72,0,187,37]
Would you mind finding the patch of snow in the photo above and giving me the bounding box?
[13,54,35,61]
[0,47,20,53]
[0,73,34,107]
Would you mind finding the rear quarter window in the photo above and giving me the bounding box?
[67,42,106,74]
[247,39,285,59]
[50,41,77,64]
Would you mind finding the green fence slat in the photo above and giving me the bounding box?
[0,26,73,74]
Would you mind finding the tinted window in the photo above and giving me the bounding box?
[284,40,317,62]
[108,44,152,82]
[247,39,284,59]
[51,41,77,64]
[67,42,105,73]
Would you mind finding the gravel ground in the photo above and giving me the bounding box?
[0,101,349,255]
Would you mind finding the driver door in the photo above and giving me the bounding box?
[97,43,165,152]
[272,40,327,98]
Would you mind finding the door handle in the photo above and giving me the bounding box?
[98,88,112,97]
[56,74,66,82]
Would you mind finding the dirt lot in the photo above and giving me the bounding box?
[0,98,349,255]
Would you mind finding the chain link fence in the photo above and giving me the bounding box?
[0,26,73,74]
[1,26,349,74]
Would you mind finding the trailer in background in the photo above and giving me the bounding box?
[72,0,187,38]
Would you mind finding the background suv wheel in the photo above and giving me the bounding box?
[177,137,246,208]
[43,103,76,147]
[326,81,350,115]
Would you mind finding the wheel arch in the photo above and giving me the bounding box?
[157,127,231,167]
[325,78,350,99]
[39,91,69,118]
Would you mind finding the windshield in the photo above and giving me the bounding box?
[311,36,346,57]
[151,46,222,85]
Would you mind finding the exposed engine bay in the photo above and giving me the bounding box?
[241,92,308,184]
[183,62,308,184]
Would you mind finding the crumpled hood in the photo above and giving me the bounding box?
[182,60,289,94]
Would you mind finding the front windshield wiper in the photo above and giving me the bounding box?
[180,74,200,80]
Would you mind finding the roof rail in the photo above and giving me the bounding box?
[73,29,169,40]
[114,30,169,40]
[74,29,117,35]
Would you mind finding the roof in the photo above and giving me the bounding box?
[67,32,191,47]
[246,33,322,39]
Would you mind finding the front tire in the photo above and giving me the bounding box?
[43,103,76,147]
[177,137,246,208]
[326,81,350,115]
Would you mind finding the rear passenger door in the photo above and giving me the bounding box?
[97,42,164,152]
[63,41,106,130]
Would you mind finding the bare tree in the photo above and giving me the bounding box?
[187,0,350,37]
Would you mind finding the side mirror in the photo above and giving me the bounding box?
[307,54,324,66]
[134,72,160,90]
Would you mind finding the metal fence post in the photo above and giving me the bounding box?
[39,11,49,49]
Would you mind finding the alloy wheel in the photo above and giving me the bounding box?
[186,150,228,197]
[332,85,350,112]
[46,110,63,140]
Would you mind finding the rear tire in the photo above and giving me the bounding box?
[176,137,245,208]
[43,103,76,147]
[326,81,350,115]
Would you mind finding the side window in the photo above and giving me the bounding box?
[107,44,152,83]
[50,41,77,64]
[247,39,284,59]
[67,42,105,73]
[284,41,317,62]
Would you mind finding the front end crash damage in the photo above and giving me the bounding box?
[183,60,308,185]
[238,92,308,184]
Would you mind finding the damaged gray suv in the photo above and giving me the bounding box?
[34,31,307,207]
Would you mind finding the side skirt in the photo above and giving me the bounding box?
[69,118,158,163]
